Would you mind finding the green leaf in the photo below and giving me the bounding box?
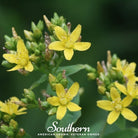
[103,128,138,138]
[57,64,86,76]
[30,74,47,90]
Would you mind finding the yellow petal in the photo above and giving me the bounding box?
[110,87,121,101]
[122,96,133,107]
[3,54,18,64]
[70,24,81,42]
[97,100,113,111]
[135,77,138,81]
[56,84,66,98]
[17,39,28,57]
[64,49,74,60]
[125,62,136,75]
[48,41,65,51]
[127,80,135,93]
[47,96,60,106]
[107,110,120,125]
[121,108,137,121]
[115,82,127,95]
[16,107,27,115]
[74,42,91,51]
[56,106,67,120]
[25,61,33,72]
[116,59,122,71]
[66,82,79,100]
[55,26,68,41]
[8,65,22,71]
[67,102,81,111]
[10,97,20,102]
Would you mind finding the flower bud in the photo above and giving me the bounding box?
[4,35,11,41]
[49,73,56,83]
[29,54,39,62]
[105,92,111,100]
[6,130,14,137]
[24,30,34,41]
[24,89,36,102]
[0,124,9,133]
[84,64,96,73]
[87,72,96,80]
[48,107,57,115]
[104,76,110,85]
[60,79,68,88]
[35,49,40,55]
[9,119,18,130]
[37,20,44,31]
[98,86,106,95]
[21,98,28,104]
[41,101,49,109]
[33,29,42,39]
[1,60,14,68]
[111,54,118,66]
[97,61,104,73]
[5,40,16,50]
[3,114,11,123]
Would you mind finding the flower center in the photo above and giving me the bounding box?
[65,40,74,49]
[19,58,28,66]
[59,98,68,105]
[114,103,122,112]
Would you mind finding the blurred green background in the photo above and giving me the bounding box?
[0,0,138,137]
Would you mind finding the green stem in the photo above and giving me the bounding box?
[53,54,64,73]
[29,74,48,90]
[100,121,107,138]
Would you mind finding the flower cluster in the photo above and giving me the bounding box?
[87,51,138,124]
[1,13,91,137]
[0,97,27,137]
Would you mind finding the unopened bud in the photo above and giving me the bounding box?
[98,86,106,95]
[24,30,34,41]
[87,72,96,80]
[84,64,96,72]
[0,124,9,133]
[43,15,52,28]
[5,40,16,50]
[111,54,118,66]
[2,60,14,68]
[97,61,104,73]
[6,130,14,137]
[3,114,11,123]
[48,107,57,115]
[24,89,36,102]
[37,20,44,31]
[41,101,49,109]
[49,74,56,83]
[9,119,18,130]
[33,29,42,39]
[105,92,111,100]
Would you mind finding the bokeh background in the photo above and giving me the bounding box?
[0,0,138,137]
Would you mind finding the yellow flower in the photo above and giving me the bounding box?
[115,81,138,99]
[48,25,91,60]
[3,39,33,72]
[113,59,138,82]
[0,97,27,115]
[97,87,137,125]
[47,82,81,120]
